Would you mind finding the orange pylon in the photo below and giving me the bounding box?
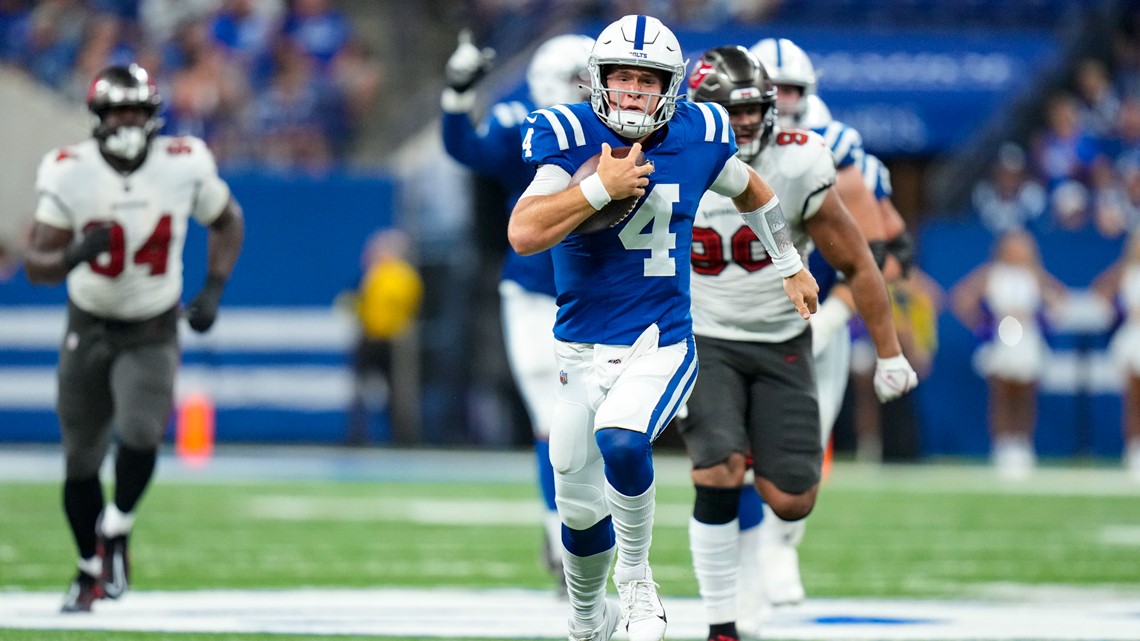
[175,392,215,467]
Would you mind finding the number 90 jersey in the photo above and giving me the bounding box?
[523,100,737,346]
[34,136,230,321]
[691,129,835,343]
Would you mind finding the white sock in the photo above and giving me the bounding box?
[737,523,762,612]
[544,510,563,568]
[77,555,101,577]
[758,504,804,547]
[689,517,739,624]
[564,545,616,631]
[99,503,135,538]
[605,481,655,584]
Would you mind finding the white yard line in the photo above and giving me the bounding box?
[1,587,1139,640]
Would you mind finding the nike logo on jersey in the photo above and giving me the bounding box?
[526,115,539,123]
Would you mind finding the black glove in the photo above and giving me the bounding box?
[886,229,916,277]
[63,224,113,271]
[186,276,225,333]
[445,29,495,93]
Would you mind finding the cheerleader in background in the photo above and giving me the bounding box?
[951,230,1067,479]
[1092,233,1140,479]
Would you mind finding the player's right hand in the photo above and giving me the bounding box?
[597,142,653,200]
[63,223,112,271]
[782,268,819,320]
[445,29,495,93]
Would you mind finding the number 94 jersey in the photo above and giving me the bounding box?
[34,136,230,321]
[523,100,737,346]
[691,129,835,343]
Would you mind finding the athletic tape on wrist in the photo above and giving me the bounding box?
[741,197,803,278]
[580,173,612,211]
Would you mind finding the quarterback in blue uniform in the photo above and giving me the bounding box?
[508,15,817,641]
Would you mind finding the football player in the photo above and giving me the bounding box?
[682,46,918,641]
[23,64,244,613]
[441,30,595,594]
[739,38,916,614]
[508,16,817,641]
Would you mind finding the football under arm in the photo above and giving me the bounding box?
[509,164,597,256]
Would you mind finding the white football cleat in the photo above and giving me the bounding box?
[568,599,621,641]
[617,568,667,641]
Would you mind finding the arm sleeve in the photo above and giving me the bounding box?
[519,164,572,199]
[707,155,751,198]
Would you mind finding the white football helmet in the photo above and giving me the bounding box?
[799,94,832,130]
[527,34,595,108]
[589,14,687,139]
[750,38,817,128]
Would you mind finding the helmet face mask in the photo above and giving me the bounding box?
[87,64,163,161]
[688,45,777,163]
[589,15,687,139]
[750,38,816,129]
[527,34,595,108]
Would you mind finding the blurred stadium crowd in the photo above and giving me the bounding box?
[976,8,1140,240]
[0,0,383,174]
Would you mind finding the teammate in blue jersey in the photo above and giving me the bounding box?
[508,15,818,641]
[441,29,595,595]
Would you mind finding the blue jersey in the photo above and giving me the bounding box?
[807,118,867,302]
[523,101,736,346]
[442,98,557,297]
[811,119,864,170]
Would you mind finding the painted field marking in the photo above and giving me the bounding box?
[1,588,1139,640]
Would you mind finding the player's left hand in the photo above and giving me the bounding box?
[186,276,225,333]
[782,268,819,320]
[873,353,919,402]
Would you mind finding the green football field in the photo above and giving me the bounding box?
[3,448,1140,641]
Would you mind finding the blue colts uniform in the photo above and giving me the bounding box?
[522,101,737,346]
[442,97,557,297]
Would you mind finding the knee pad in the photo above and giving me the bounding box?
[549,400,593,475]
[555,475,609,530]
[595,427,653,496]
[692,485,741,525]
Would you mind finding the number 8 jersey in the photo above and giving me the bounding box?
[691,129,835,343]
[523,100,737,346]
[34,136,230,320]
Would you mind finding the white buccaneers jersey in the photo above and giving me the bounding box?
[691,129,836,343]
[34,136,230,320]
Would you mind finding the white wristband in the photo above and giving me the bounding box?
[772,251,804,279]
[579,173,612,211]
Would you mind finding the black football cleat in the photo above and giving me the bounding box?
[101,535,130,599]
